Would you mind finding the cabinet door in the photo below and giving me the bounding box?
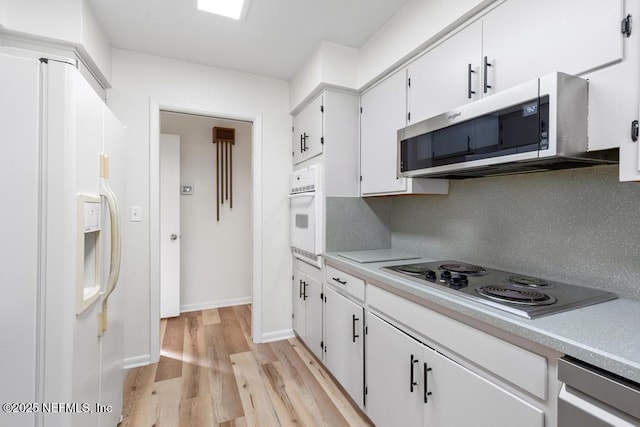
[293,94,323,165]
[324,287,364,407]
[292,269,306,340]
[483,0,624,95]
[366,313,424,427]
[304,275,323,360]
[407,21,482,124]
[360,70,408,195]
[424,346,544,427]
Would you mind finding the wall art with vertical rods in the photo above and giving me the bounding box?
[212,126,236,221]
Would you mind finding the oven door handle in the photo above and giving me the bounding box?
[288,192,316,199]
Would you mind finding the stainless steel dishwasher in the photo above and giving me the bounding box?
[558,357,640,426]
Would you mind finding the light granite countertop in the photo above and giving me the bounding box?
[325,251,640,384]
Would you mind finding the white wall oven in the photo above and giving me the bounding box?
[290,165,323,267]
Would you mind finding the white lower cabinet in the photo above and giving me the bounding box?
[292,267,323,360]
[324,286,365,408]
[366,312,544,427]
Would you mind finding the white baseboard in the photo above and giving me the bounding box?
[261,328,295,343]
[180,296,252,313]
[123,354,151,370]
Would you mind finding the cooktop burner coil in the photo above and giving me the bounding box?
[507,275,552,288]
[476,285,557,306]
[439,263,487,275]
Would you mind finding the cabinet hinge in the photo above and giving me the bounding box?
[360,175,363,182]
[365,386,368,395]
[320,136,324,145]
[408,111,411,122]
[407,77,411,88]
[320,341,324,349]
[292,274,294,281]
[320,105,324,113]
[360,106,363,113]
[292,313,294,319]
[631,120,639,142]
[292,126,295,132]
[292,151,294,157]
[622,14,632,37]
[365,326,368,335]
[320,292,323,300]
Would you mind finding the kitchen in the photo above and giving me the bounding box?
[1,0,640,426]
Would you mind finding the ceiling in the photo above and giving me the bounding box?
[88,0,411,81]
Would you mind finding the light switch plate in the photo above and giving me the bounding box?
[130,206,142,222]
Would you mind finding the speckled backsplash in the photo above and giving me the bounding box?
[325,196,392,252]
[391,165,640,299]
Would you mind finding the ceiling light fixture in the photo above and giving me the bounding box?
[197,0,251,20]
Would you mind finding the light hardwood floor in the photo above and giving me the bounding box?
[120,304,373,426]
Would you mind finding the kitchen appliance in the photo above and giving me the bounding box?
[398,72,618,179]
[0,48,126,426]
[558,357,640,426]
[383,260,616,319]
[290,165,323,267]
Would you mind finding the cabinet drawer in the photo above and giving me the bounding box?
[326,265,365,302]
[368,285,547,399]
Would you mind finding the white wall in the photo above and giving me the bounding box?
[0,0,112,85]
[108,49,292,365]
[160,113,252,310]
[289,41,358,113]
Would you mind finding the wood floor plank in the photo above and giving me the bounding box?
[230,351,281,426]
[178,395,214,427]
[219,416,247,427]
[155,316,185,382]
[202,308,221,325]
[219,306,250,355]
[153,377,184,426]
[290,338,373,427]
[182,315,210,401]
[206,323,245,423]
[263,360,318,426]
[269,340,351,426]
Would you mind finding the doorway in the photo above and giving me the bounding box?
[149,101,264,361]
[159,112,253,316]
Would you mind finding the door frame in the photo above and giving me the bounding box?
[149,99,263,360]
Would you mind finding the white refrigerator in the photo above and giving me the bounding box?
[0,48,126,427]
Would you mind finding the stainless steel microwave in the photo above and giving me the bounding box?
[398,72,618,179]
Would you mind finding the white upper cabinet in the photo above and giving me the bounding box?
[482,0,624,95]
[407,21,483,125]
[360,70,450,196]
[291,90,360,196]
[361,70,408,195]
[292,94,324,165]
[405,0,625,120]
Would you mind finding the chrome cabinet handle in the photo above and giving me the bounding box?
[170,234,178,240]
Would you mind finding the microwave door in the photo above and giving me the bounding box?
[289,193,317,254]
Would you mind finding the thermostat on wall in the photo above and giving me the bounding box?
[181,184,194,195]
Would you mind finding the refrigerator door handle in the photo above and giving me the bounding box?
[99,153,122,335]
